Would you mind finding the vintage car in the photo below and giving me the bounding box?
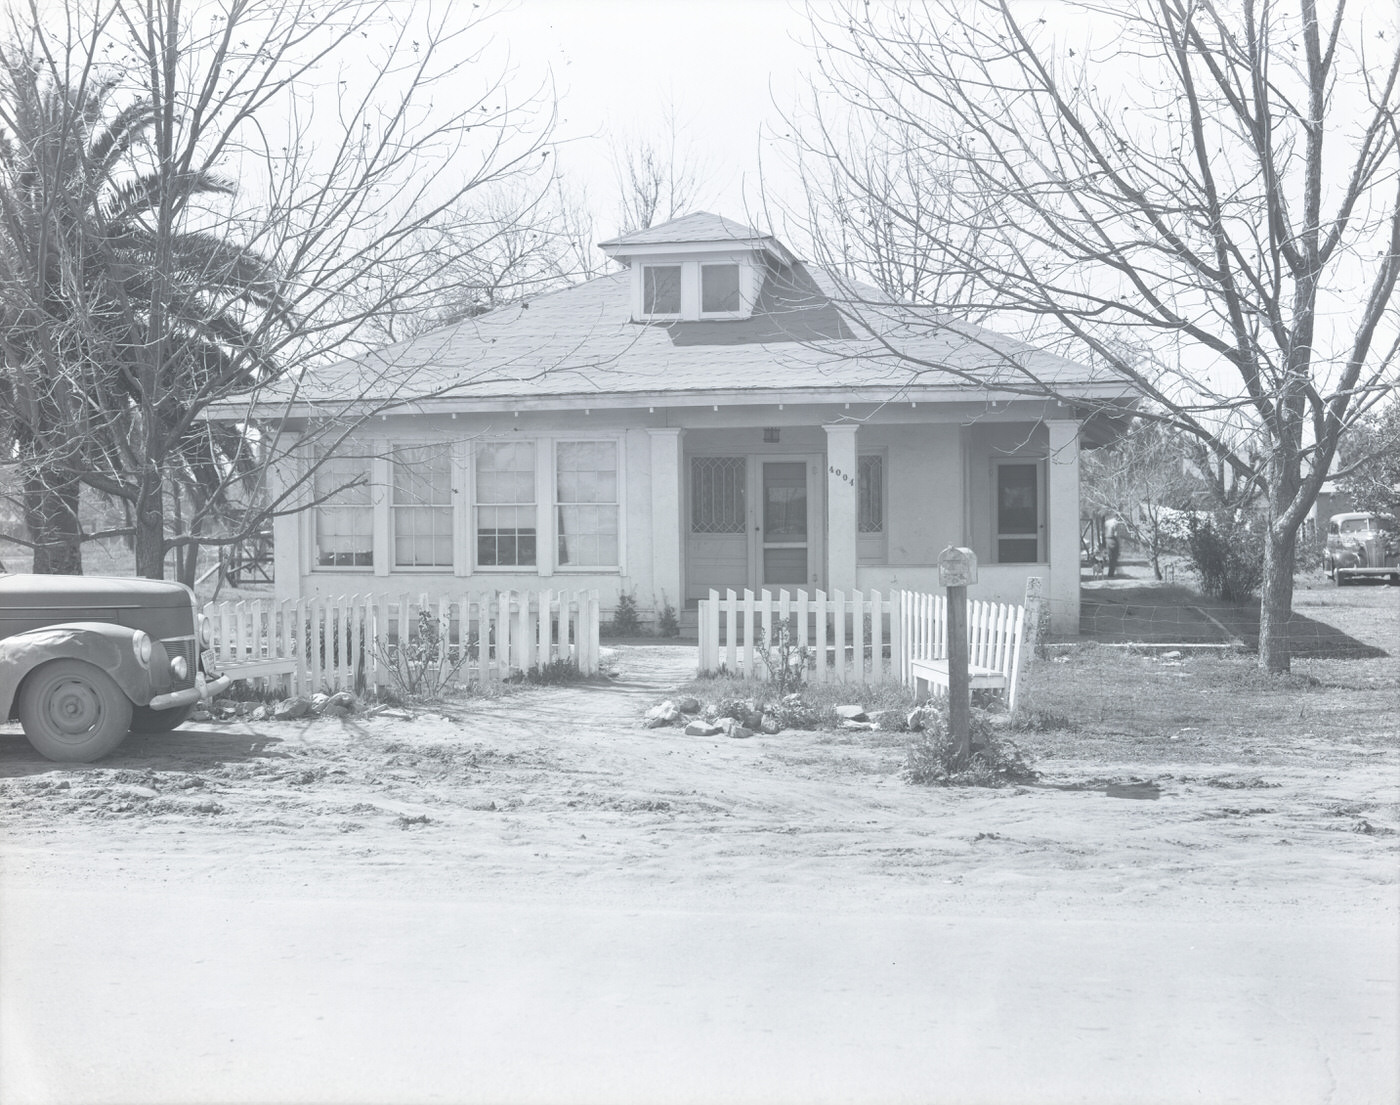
[0,575,230,762]
[1323,512,1400,585]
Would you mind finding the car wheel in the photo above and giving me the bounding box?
[129,703,195,733]
[17,660,134,763]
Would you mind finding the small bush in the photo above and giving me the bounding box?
[372,607,470,702]
[759,617,810,696]
[604,591,643,637]
[518,658,586,684]
[1010,708,1073,733]
[903,708,1037,787]
[1186,513,1264,602]
[656,595,680,638]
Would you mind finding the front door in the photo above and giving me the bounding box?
[686,453,823,604]
[759,459,810,587]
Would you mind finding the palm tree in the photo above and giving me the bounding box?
[0,44,292,576]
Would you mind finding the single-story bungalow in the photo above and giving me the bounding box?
[255,213,1132,634]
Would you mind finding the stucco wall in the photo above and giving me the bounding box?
[274,405,1080,633]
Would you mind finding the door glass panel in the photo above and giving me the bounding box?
[691,457,746,533]
[763,462,807,541]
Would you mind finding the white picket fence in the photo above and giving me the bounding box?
[204,589,601,695]
[697,584,1039,707]
[697,588,901,684]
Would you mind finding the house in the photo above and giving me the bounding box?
[257,213,1133,634]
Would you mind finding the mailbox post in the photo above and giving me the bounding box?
[937,546,978,762]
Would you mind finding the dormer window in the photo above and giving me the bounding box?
[600,212,797,323]
[643,265,681,315]
[701,264,741,314]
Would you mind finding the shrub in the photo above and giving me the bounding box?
[759,616,809,696]
[903,707,1037,787]
[656,597,680,638]
[371,607,470,701]
[518,658,586,684]
[1185,513,1264,602]
[604,591,642,637]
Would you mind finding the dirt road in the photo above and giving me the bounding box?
[2,644,1396,1104]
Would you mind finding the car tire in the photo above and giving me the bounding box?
[129,703,195,733]
[17,660,134,763]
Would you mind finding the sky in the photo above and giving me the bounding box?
[488,0,819,243]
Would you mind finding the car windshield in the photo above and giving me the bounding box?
[1339,517,1375,534]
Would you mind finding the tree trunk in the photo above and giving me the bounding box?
[22,467,84,575]
[1258,517,1297,674]
[133,466,166,579]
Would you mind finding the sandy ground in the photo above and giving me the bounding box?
[2,619,1397,1103]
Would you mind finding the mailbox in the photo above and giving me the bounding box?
[938,546,978,587]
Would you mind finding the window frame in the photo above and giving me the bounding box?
[390,444,455,571]
[554,439,621,571]
[699,262,743,318]
[473,440,540,571]
[311,451,376,572]
[857,450,888,565]
[641,264,683,319]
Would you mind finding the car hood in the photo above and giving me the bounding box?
[0,574,193,611]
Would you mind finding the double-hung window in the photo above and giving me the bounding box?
[476,442,536,567]
[556,441,619,568]
[392,445,453,568]
[314,454,374,568]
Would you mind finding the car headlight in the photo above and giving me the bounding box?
[133,631,152,666]
[198,614,213,648]
[170,655,189,681]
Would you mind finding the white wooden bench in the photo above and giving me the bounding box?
[909,656,1013,701]
[903,595,1031,715]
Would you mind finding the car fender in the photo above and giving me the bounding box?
[0,623,156,719]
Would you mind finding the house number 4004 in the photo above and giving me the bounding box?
[829,465,854,484]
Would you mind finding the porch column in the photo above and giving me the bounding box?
[647,428,684,612]
[824,423,859,591]
[1046,418,1081,635]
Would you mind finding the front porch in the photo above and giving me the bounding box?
[649,413,1081,635]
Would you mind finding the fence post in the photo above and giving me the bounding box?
[1010,576,1044,721]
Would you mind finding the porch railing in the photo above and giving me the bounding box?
[204,589,601,695]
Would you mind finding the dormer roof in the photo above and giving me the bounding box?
[598,211,797,266]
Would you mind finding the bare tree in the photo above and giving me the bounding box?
[1081,420,1229,580]
[791,0,1400,672]
[1,0,559,581]
[611,101,707,233]
[357,175,600,346]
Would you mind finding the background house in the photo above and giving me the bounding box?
[259,213,1133,634]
